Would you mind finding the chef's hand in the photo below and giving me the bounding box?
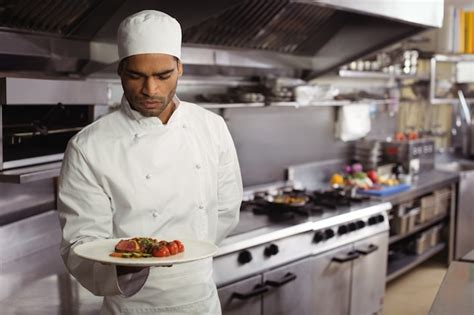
[116,266,148,276]
[115,265,173,275]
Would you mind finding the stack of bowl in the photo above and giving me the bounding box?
[354,140,383,171]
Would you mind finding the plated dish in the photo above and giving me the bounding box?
[74,238,218,267]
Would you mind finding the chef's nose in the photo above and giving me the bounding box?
[141,77,161,97]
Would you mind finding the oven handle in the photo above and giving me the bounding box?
[265,272,297,287]
[356,244,379,255]
[332,250,360,263]
[232,284,268,300]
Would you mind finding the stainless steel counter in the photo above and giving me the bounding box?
[428,260,474,315]
[379,169,459,205]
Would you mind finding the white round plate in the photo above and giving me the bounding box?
[74,238,218,267]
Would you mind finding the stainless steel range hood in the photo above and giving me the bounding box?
[0,0,443,79]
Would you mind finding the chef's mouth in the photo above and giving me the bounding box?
[139,100,165,108]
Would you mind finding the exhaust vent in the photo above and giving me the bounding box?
[183,0,345,56]
[0,0,101,36]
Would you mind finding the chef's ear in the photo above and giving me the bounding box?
[176,57,183,77]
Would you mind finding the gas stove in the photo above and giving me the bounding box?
[228,187,373,237]
[215,185,391,287]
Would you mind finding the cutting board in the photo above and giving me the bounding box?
[357,184,411,197]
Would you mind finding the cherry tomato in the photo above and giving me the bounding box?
[167,241,179,255]
[173,240,185,253]
[152,245,170,257]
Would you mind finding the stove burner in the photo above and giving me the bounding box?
[241,198,317,222]
[255,208,296,222]
[311,189,370,209]
[241,188,371,221]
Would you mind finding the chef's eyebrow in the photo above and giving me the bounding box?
[125,68,175,77]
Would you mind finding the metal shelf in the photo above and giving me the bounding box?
[0,162,62,183]
[430,98,474,105]
[386,242,446,282]
[199,99,391,109]
[338,69,428,80]
[389,213,448,245]
[200,102,266,109]
[433,54,474,62]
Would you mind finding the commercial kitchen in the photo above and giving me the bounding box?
[1,0,474,314]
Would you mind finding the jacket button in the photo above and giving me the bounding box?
[145,174,152,179]
[199,205,204,209]
[195,164,201,169]
[152,211,159,217]
[182,124,187,128]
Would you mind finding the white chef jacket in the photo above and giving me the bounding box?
[57,95,243,314]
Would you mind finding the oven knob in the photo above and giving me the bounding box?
[238,250,253,264]
[376,215,385,223]
[356,220,366,229]
[264,244,279,257]
[348,222,357,231]
[338,225,348,235]
[324,229,335,239]
[313,232,325,243]
[368,216,377,225]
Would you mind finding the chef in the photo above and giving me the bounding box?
[57,10,243,314]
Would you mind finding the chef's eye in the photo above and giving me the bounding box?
[126,72,141,79]
[157,75,171,80]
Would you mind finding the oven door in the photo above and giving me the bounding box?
[262,244,354,315]
[1,104,93,170]
[218,275,264,315]
[351,232,388,315]
[262,256,313,315]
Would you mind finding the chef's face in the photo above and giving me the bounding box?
[119,53,183,118]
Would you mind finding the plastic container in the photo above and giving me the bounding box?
[419,194,436,223]
[434,188,451,216]
[429,224,443,247]
[415,232,429,254]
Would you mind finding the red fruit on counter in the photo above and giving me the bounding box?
[366,170,378,183]
[395,132,406,141]
[407,131,418,140]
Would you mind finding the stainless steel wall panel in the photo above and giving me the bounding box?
[224,106,350,186]
[0,210,61,264]
[0,179,55,224]
[287,159,346,190]
[3,78,109,105]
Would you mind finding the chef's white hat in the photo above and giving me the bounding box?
[117,10,182,61]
